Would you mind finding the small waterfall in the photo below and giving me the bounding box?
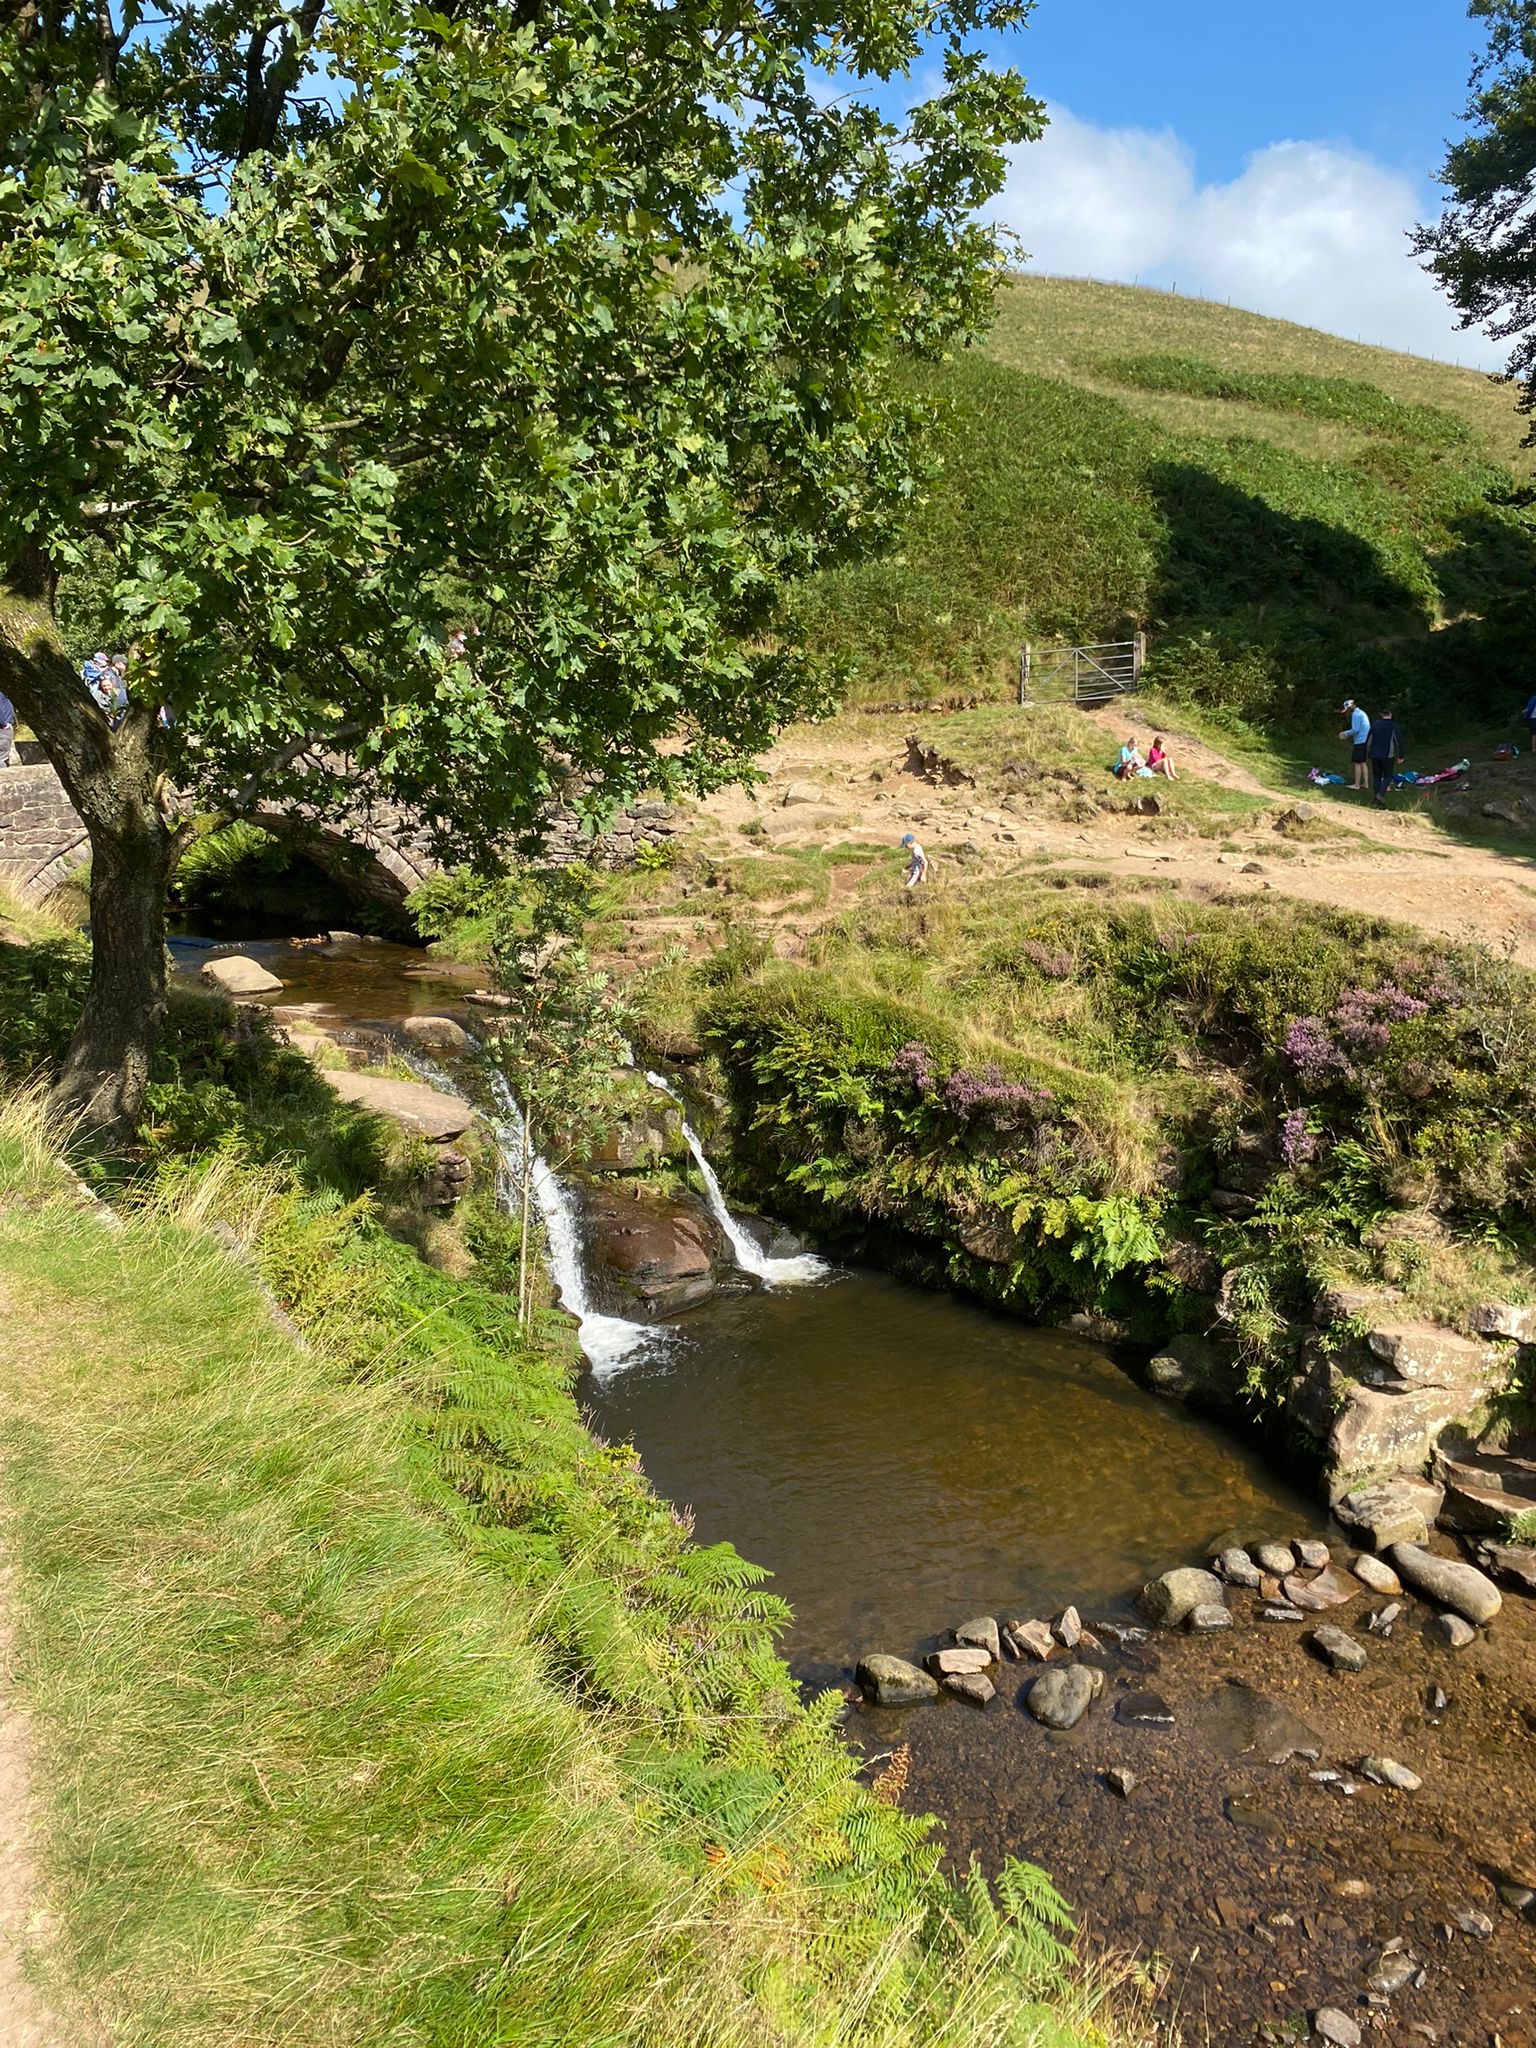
[404,1048,655,1375]
[643,1070,825,1287]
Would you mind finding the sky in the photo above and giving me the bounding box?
[986,0,1501,366]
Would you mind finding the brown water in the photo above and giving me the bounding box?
[584,1269,1324,1683]
[171,934,480,1018]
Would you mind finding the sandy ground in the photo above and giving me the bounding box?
[681,704,1536,965]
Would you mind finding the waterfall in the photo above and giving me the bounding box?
[643,1070,826,1287]
[404,1049,656,1376]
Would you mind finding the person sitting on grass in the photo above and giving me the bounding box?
[900,832,927,889]
[1146,736,1177,780]
[1114,736,1144,779]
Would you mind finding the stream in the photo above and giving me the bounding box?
[180,933,1536,2046]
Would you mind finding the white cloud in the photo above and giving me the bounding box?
[993,106,1503,370]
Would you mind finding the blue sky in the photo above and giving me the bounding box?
[983,0,1501,365]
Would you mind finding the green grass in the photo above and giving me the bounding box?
[794,279,1536,733]
[0,1091,1139,2048]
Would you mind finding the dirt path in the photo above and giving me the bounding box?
[0,1583,67,2048]
[683,707,1536,964]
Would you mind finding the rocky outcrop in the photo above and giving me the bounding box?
[1320,1319,1513,1497]
[582,1186,721,1315]
[320,1069,474,1142]
[1332,1478,1444,1552]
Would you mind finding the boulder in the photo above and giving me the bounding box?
[399,1014,470,1054]
[1026,1664,1101,1731]
[321,1068,474,1141]
[954,1615,1001,1662]
[581,1186,721,1315]
[1146,1333,1213,1400]
[1313,2008,1361,2048]
[780,781,823,806]
[1364,1321,1506,1390]
[1388,1544,1502,1624]
[1294,1538,1330,1569]
[926,1645,993,1676]
[1138,1566,1224,1628]
[1331,1478,1445,1552]
[1472,1302,1536,1344]
[1433,1445,1536,1534]
[1310,1626,1367,1674]
[201,953,284,996]
[855,1654,938,1707]
[941,1670,995,1706]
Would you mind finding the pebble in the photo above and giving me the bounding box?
[1053,1605,1082,1649]
[1261,1604,1306,1622]
[1366,1602,1402,1635]
[1352,1553,1401,1596]
[1427,1683,1448,1713]
[1313,2009,1361,2048]
[1254,1541,1297,1575]
[940,1670,995,1706]
[1217,1546,1264,1589]
[1294,1538,1330,1569]
[1360,1756,1422,1792]
[954,1615,1001,1661]
[1103,1766,1136,1797]
[1310,1624,1367,1673]
[1451,1904,1494,1937]
[1186,1602,1233,1632]
[1427,1612,1475,1650]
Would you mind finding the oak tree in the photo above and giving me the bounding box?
[0,0,1040,1134]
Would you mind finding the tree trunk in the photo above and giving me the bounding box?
[0,549,184,1139]
[51,796,180,1136]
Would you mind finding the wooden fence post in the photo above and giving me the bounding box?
[1019,644,1031,706]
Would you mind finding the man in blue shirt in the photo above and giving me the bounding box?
[0,689,13,768]
[1367,708,1405,806]
[1338,698,1371,792]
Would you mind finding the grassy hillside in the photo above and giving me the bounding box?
[796,278,1536,728]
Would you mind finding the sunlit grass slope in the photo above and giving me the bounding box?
[796,278,1534,727]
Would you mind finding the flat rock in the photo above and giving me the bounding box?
[926,1645,993,1676]
[856,1654,938,1707]
[1310,1625,1367,1674]
[1351,1553,1401,1596]
[399,1014,470,1053]
[1217,1547,1264,1589]
[1294,1538,1330,1569]
[780,780,823,806]
[1333,1479,1445,1552]
[954,1615,1001,1661]
[1254,1541,1296,1575]
[1314,2007,1362,2048]
[1473,1302,1536,1343]
[1138,1566,1224,1627]
[941,1670,995,1706]
[1282,1566,1357,1612]
[1004,1619,1055,1660]
[1360,1756,1422,1791]
[1115,1689,1174,1726]
[201,953,284,996]
[1427,1612,1475,1649]
[1186,1602,1233,1632]
[1473,1538,1536,1595]
[1261,1605,1306,1622]
[1027,1664,1101,1730]
[1196,1682,1321,1764]
[1388,1544,1502,1624]
[321,1068,473,1141]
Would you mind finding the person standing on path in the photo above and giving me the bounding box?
[900,833,927,889]
[1366,707,1405,806]
[1522,686,1536,752]
[1339,699,1370,791]
[0,691,13,768]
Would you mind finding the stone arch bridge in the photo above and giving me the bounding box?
[0,750,677,906]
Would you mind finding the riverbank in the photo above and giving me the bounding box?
[0,1046,1138,2047]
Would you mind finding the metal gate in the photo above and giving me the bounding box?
[1018,634,1145,706]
